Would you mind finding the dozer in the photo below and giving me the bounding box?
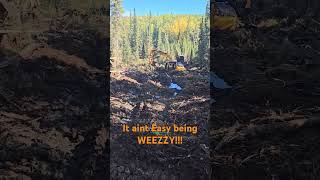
[212,0,252,31]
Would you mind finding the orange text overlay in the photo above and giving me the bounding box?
[122,123,198,145]
[137,136,182,145]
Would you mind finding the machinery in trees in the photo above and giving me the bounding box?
[148,49,176,69]
[148,49,186,71]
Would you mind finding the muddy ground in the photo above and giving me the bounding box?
[210,15,320,180]
[110,67,210,180]
[0,27,109,179]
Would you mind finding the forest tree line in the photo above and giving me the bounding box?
[111,0,210,68]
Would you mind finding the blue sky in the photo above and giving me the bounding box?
[123,0,208,16]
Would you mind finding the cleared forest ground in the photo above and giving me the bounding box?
[110,67,210,179]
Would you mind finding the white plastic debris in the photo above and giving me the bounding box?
[169,83,182,91]
[119,118,132,124]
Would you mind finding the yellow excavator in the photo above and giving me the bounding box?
[148,49,186,71]
[212,0,252,31]
[148,49,172,66]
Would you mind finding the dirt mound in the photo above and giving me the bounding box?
[0,29,108,179]
[47,29,108,70]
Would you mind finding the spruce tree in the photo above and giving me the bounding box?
[130,8,139,59]
[122,36,131,64]
[112,9,207,67]
[110,0,123,67]
[153,24,158,48]
[157,29,162,50]
[141,42,146,59]
[197,17,206,64]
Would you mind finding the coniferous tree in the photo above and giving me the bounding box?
[147,24,153,53]
[197,1,210,66]
[153,24,158,48]
[163,32,170,53]
[110,0,123,67]
[122,36,131,64]
[141,42,146,59]
[205,1,210,48]
[157,28,162,50]
[130,8,139,59]
[112,5,207,64]
[197,17,206,64]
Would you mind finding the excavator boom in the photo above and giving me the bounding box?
[148,49,173,66]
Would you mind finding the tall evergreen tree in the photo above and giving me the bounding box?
[205,1,210,49]
[163,32,170,53]
[112,9,207,65]
[157,29,162,50]
[146,24,153,54]
[141,42,146,59]
[153,24,159,48]
[110,0,123,67]
[122,36,131,64]
[197,17,207,64]
[197,2,210,66]
[130,8,139,59]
